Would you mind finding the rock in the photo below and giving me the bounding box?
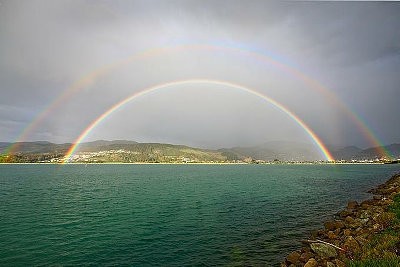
[299,252,314,263]
[373,223,381,230]
[286,251,301,264]
[343,236,360,252]
[338,209,353,218]
[345,216,355,225]
[310,243,338,258]
[281,263,288,267]
[349,219,362,229]
[360,210,370,219]
[332,239,341,247]
[360,202,370,209]
[334,228,341,236]
[304,258,318,267]
[326,262,335,267]
[343,229,352,236]
[336,221,345,229]
[327,231,337,240]
[310,230,319,239]
[324,221,336,231]
[359,227,371,235]
[324,220,345,231]
[347,201,358,210]
[363,199,377,206]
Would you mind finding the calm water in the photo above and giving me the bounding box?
[0,164,399,266]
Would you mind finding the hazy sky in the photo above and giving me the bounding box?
[1,0,399,149]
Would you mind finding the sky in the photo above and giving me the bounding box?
[0,0,399,149]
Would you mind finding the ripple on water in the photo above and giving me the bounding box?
[0,164,398,266]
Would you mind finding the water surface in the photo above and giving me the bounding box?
[0,164,398,266]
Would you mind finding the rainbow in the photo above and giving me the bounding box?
[63,79,334,163]
[6,43,392,159]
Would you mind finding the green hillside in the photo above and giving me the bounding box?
[1,140,398,163]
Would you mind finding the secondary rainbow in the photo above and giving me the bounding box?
[4,46,171,155]
[63,79,334,163]
[8,43,391,159]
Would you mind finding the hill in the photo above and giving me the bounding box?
[331,144,400,160]
[1,140,399,163]
[0,141,70,154]
[330,146,363,160]
[220,141,321,161]
[73,142,226,163]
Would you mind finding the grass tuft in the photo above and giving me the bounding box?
[348,194,400,266]
[348,257,400,267]
[389,194,400,220]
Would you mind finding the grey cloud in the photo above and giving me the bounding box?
[0,0,399,148]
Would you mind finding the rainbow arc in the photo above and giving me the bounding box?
[5,43,392,159]
[63,79,334,163]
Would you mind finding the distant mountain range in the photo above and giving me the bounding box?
[219,141,322,161]
[0,140,399,162]
[329,144,400,160]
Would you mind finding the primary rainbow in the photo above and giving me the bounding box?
[7,43,392,159]
[62,79,334,163]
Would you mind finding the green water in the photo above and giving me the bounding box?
[0,164,399,266]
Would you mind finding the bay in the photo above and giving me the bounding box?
[0,164,399,266]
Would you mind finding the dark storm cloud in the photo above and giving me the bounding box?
[0,0,399,148]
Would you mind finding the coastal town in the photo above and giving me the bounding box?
[1,140,398,164]
[1,149,398,164]
[61,150,398,164]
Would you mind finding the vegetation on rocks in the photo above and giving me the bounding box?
[348,191,400,266]
[282,173,400,267]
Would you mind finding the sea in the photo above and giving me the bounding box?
[0,164,399,266]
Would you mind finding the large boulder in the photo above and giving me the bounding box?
[310,242,338,258]
[304,258,318,267]
[299,252,314,263]
[324,220,345,231]
[286,251,301,264]
[347,201,358,210]
[343,236,360,252]
[338,209,353,218]
[324,221,336,231]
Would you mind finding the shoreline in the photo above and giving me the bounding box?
[282,172,400,266]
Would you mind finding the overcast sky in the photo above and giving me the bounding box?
[1,0,399,149]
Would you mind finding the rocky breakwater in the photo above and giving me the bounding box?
[282,173,400,267]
